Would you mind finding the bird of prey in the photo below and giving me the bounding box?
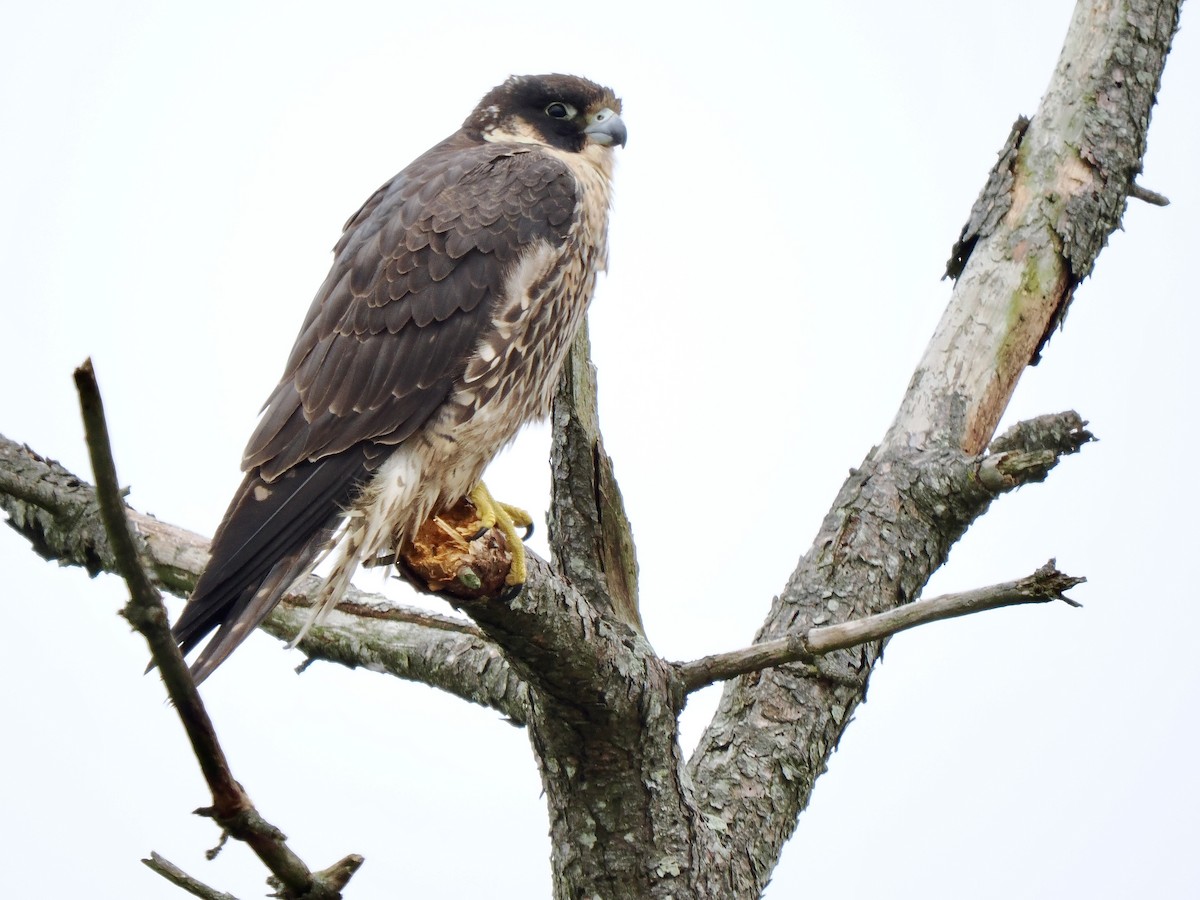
[170,74,626,683]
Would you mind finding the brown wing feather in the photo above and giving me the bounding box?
[172,135,580,675]
[244,139,578,480]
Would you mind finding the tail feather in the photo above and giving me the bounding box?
[187,534,328,684]
[167,445,374,683]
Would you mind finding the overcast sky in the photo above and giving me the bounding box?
[2,1,1198,897]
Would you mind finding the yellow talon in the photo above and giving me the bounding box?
[498,500,533,532]
[468,482,531,587]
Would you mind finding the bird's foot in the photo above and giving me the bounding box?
[468,482,531,587]
[398,497,511,598]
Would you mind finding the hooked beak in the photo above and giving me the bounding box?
[584,107,627,148]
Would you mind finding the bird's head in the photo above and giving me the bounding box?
[467,74,626,153]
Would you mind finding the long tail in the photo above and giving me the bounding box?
[167,445,373,683]
[186,533,330,683]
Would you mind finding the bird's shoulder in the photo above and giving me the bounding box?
[337,134,580,262]
[242,134,584,477]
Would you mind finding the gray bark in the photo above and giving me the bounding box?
[0,436,531,724]
[0,0,1182,896]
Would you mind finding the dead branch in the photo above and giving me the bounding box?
[688,4,1182,896]
[676,561,1083,692]
[1128,182,1169,206]
[142,853,242,900]
[74,358,357,900]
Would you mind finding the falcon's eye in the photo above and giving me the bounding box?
[545,102,573,119]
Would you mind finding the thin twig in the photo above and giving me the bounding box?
[142,853,241,900]
[675,561,1084,692]
[1128,182,1170,207]
[73,359,356,900]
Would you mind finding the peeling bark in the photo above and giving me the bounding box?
[894,0,1179,457]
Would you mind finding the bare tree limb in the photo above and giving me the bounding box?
[142,853,242,900]
[688,2,1182,895]
[548,321,642,630]
[268,589,532,725]
[74,358,357,900]
[676,561,1083,692]
[987,409,1094,456]
[978,409,1094,490]
[0,431,531,722]
[895,0,1178,455]
[672,409,1092,694]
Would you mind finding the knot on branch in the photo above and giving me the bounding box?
[989,411,1094,455]
[196,804,288,844]
[979,411,1094,491]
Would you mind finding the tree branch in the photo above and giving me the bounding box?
[1127,181,1170,206]
[75,358,358,900]
[407,321,701,899]
[978,409,1094,490]
[894,0,1177,455]
[458,558,694,900]
[142,853,242,900]
[674,409,1092,694]
[268,588,532,725]
[688,2,1182,895]
[0,431,531,722]
[676,561,1083,692]
[548,321,642,630]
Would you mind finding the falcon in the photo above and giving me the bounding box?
[170,74,626,683]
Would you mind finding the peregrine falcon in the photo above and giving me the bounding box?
[170,74,625,683]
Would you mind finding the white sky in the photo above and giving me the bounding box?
[2,1,1198,897]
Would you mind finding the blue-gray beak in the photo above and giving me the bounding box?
[584,108,627,147]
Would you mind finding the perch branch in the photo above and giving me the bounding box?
[676,561,1083,692]
[73,359,357,900]
[0,432,530,722]
[267,589,532,725]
